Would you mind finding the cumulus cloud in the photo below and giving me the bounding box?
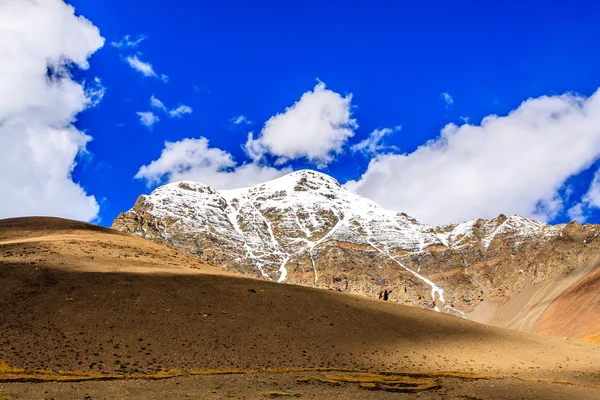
[137,111,159,129]
[441,92,454,107]
[231,115,253,125]
[351,126,401,155]
[135,138,289,189]
[346,89,600,225]
[0,0,104,222]
[245,81,357,167]
[125,54,168,81]
[111,34,146,49]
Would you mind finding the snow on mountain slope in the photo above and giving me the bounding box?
[113,170,583,315]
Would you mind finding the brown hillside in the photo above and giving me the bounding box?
[1,217,599,399]
[537,266,600,340]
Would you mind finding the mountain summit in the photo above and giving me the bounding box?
[113,170,600,338]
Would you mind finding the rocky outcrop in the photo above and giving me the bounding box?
[112,170,600,318]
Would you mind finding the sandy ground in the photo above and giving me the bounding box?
[1,217,599,399]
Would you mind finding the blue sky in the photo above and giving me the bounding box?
[2,0,600,226]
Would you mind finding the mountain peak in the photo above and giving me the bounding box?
[286,169,341,183]
[264,169,342,191]
[149,181,223,199]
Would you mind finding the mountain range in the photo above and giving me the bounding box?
[113,170,600,340]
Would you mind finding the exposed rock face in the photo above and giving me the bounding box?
[112,170,600,318]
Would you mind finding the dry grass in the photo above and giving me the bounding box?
[408,371,502,380]
[297,372,440,393]
[0,359,185,382]
[1,359,500,387]
[0,359,501,385]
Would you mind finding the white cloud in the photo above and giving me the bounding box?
[351,126,401,155]
[346,89,600,225]
[137,111,159,129]
[125,54,155,77]
[567,169,600,223]
[87,77,106,107]
[135,137,289,189]
[581,171,600,209]
[567,203,586,223]
[441,92,454,107]
[0,0,104,222]
[125,53,167,81]
[150,95,167,111]
[148,96,192,120]
[231,115,253,125]
[169,105,193,118]
[111,34,146,49]
[245,81,357,167]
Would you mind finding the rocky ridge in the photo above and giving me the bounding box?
[113,170,600,318]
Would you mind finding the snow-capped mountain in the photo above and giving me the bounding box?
[113,170,599,316]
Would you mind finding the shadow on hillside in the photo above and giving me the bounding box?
[1,261,599,386]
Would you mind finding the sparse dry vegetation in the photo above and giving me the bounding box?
[1,217,599,399]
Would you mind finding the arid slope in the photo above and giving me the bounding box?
[537,265,600,341]
[470,253,600,339]
[1,217,599,399]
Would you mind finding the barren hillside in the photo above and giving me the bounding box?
[1,217,599,399]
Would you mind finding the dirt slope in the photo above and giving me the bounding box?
[1,217,599,399]
[537,266,600,341]
[470,254,600,333]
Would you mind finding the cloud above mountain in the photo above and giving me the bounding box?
[351,126,401,156]
[346,89,600,225]
[136,81,351,189]
[135,137,289,189]
[136,78,600,226]
[245,81,357,167]
[568,169,600,222]
[0,0,104,221]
